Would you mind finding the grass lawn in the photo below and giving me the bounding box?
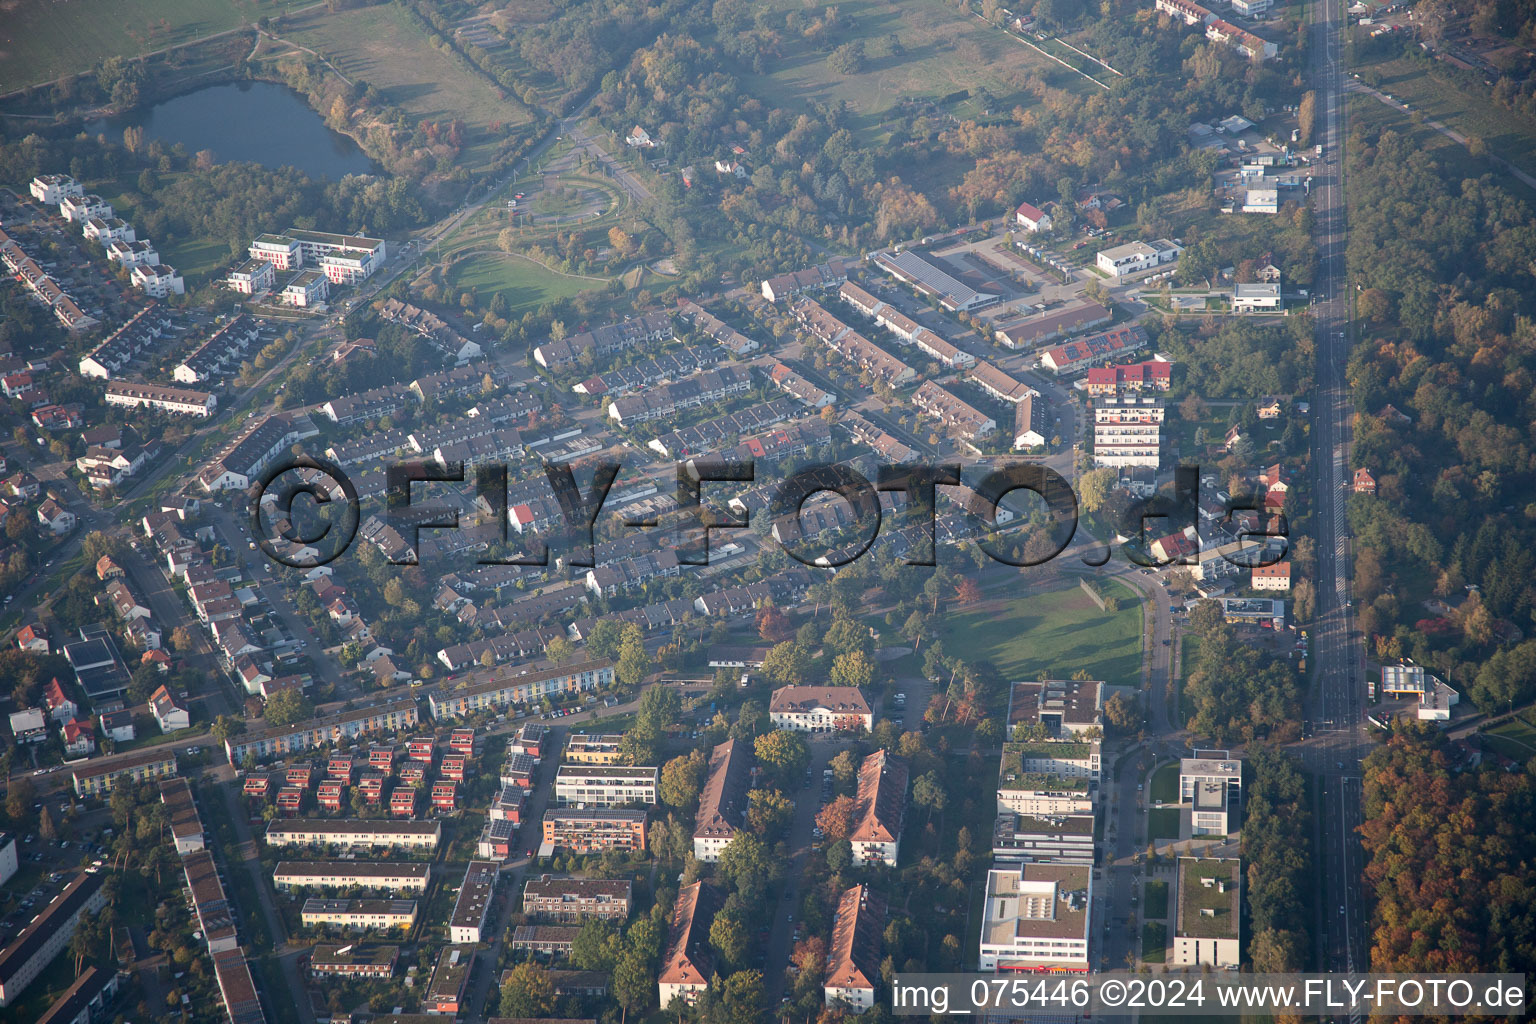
[1141,921,1167,963]
[0,0,280,94]
[1348,89,1536,203]
[280,3,530,171]
[936,580,1142,687]
[1144,879,1169,919]
[1178,634,1200,726]
[1483,718,1536,762]
[1148,806,1181,841]
[1150,762,1180,805]
[448,251,607,316]
[737,0,1078,145]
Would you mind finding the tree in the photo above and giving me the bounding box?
[1297,90,1317,148]
[169,626,194,652]
[6,777,35,822]
[546,636,575,665]
[816,794,856,841]
[210,715,244,745]
[718,832,772,899]
[953,579,983,605]
[746,788,794,836]
[912,770,947,820]
[761,641,811,686]
[612,949,653,1016]
[709,910,749,969]
[829,649,875,689]
[828,40,866,74]
[616,624,650,685]
[81,531,118,563]
[660,750,707,808]
[823,616,872,660]
[754,729,809,783]
[571,920,620,971]
[264,688,314,728]
[756,604,793,643]
[1105,692,1142,732]
[38,804,57,840]
[499,962,556,1018]
[1077,467,1117,514]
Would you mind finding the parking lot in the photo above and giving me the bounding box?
[0,834,112,945]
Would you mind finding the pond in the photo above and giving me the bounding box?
[89,80,377,180]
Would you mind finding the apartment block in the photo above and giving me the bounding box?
[522,876,633,923]
[825,885,884,1012]
[308,944,400,979]
[428,662,616,719]
[273,861,431,894]
[539,809,647,855]
[554,765,658,808]
[301,899,418,932]
[448,861,499,943]
[692,738,752,863]
[223,698,419,764]
[73,749,177,798]
[976,864,1091,972]
[264,819,441,852]
[0,872,107,1006]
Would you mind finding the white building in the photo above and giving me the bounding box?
[105,381,217,418]
[1014,201,1053,233]
[280,270,330,307]
[1242,188,1279,213]
[554,766,659,808]
[1233,282,1282,311]
[130,264,184,298]
[768,685,873,733]
[448,861,498,943]
[1172,858,1241,967]
[226,258,276,296]
[1093,395,1163,468]
[300,898,418,932]
[107,239,158,268]
[29,175,83,206]
[59,195,112,223]
[977,864,1091,972]
[1095,239,1182,278]
[996,775,1094,816]
[0,872,107,1007]
[1232,0,1273,16]
[82,218,135,245]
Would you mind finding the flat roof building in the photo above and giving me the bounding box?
[522,875,633,923]
[0,871,107,1006]
[554,765,659,808]
[540,809,647,856]
[1172,857,1241,967]
[991,812,1096,864]
[449,861,499,943]
[265,819,441,852]
[1007,679,1104,736]
[977,864,1092,972]
[273,861,431,894]
[309,944,400,978]
[300,898,418,932]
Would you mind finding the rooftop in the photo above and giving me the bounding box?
[1176,858,1240,939]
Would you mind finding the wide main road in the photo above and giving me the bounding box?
[1306,0,1372,990]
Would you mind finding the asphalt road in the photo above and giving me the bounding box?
[1306,0,1371,993]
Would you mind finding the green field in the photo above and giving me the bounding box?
[1148,806,1181,841]
[1483,717,1536,762]
[1150,762,1180,805]
[448,250,606,316]
[937,580,1142,687]
[279,3,530,170]
[738,0,1074,143]
[1144,879,1169,919]
[1141,921,1167,963]
[0,0,280,94]
[1354,54,1536,186]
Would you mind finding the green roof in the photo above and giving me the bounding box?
[1014,814,1095,834]
[997,770,1091,792]
[1004,740,1093,762]
[1177,858,1240,939]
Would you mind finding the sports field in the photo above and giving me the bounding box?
[447,251,606,316]
[0,0,279,95]
[938,580,1142,687]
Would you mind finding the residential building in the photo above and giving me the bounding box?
[692,738,752,863]
[1007,679,1104,736]
[658,882,718,1007]
[0,872,107,1006]
[825,885,884,1012]
[184,850,239,953]
[72,749,177,798]
[788,298,915,387]
[1233,281,1282,310]
[0,836,16,892]
[82,216,134,245]
[606,367,752,426]
[210,947,266,1024]
[226,258,276,297]
[1172,858,1241,967]
[100,709,134,743]
[849,751,907,867]
[477,818,518,860]
[11,707,48,744]
[161,778,206,854]
[1232,0,1272,15]
[1014,202,1053,233]
[1095,239,1182,279]
[1205,18,1277,59]
[1084,357,1173,395]
[996,774,1094,816]
[522,876,633,923]
[223,698,419,764]
[539,809,647,855]
[264,819,442,852]
[1156,0,1214,23]
[43,678,78,722]
[130,264,185,298]
[150,684,191,732]
[59,194,112,222]
[30,174,83,205]
[279,270,329,308]
[104,381,217,417]
[554,766,658,808]
[429,661,615,719]
[300,899,418,932]
[976,864,1091,972]
[1093,395,1163,468]
[175,315,260,384]
[913,382,995,442]
[1353,467,1377,494]
[424,946,474,1016]
[36,964,120,1024]
[273,861,431,894]
[769,686,873,733]
[508,925,582,955]
[309,945,400,979]
[448,861,499,943]
[760,260,848,303]
[1001,740,1101,787]
[1251,560,1291,590]
[532,312,673,368]
[1042,324,1151,376]
[563,734,626,765]
[991,812,1096,863]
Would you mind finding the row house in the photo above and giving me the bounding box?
[223,698,420,765]
[173,315,260,384]
[77,304,172,380]
[103,381,216,417]
[532,313,674,369]
[839,281,974,367]
[760,260,848,303]
[912,381,996,441]
[646,397,803,459]
[428,661,616,719]
[572,344,721,398]
[789,298,915,387]
[767,362,835,408]
[606,366,752,426]
[676,301,761,357]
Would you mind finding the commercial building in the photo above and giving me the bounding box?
[424,946,474,1016]
[1093,395,1164,468]
[264,819,442,852]
[692,738,752,863]
[1095,239,1182,279]
[0,872,107,1006]
[273,861,431,894]
[824,885,885,1012]
[991,812,1096,863]
[1172,858,1241,967]
[73,749,177,798]
[657,882,718,1007]
[554,765,658,808]
[522,876,633,923]
[223,698,419,764]
[428,661,616,719]
[449,861,499,943]
[849,751,907,868]
[769,686,873,733]
[184,850,239,953]
[976,864,1091,972]
[1241,188,1279,214]
[873,250,999,311]
[104,381,217,418]
[540,809,647,855]
[1181,750,1243,836]
[995,302,1112,351]
[301,899,418,932]
[1006,679,1104,737]
[1218,596,1285,628]
[309,944,400,978]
